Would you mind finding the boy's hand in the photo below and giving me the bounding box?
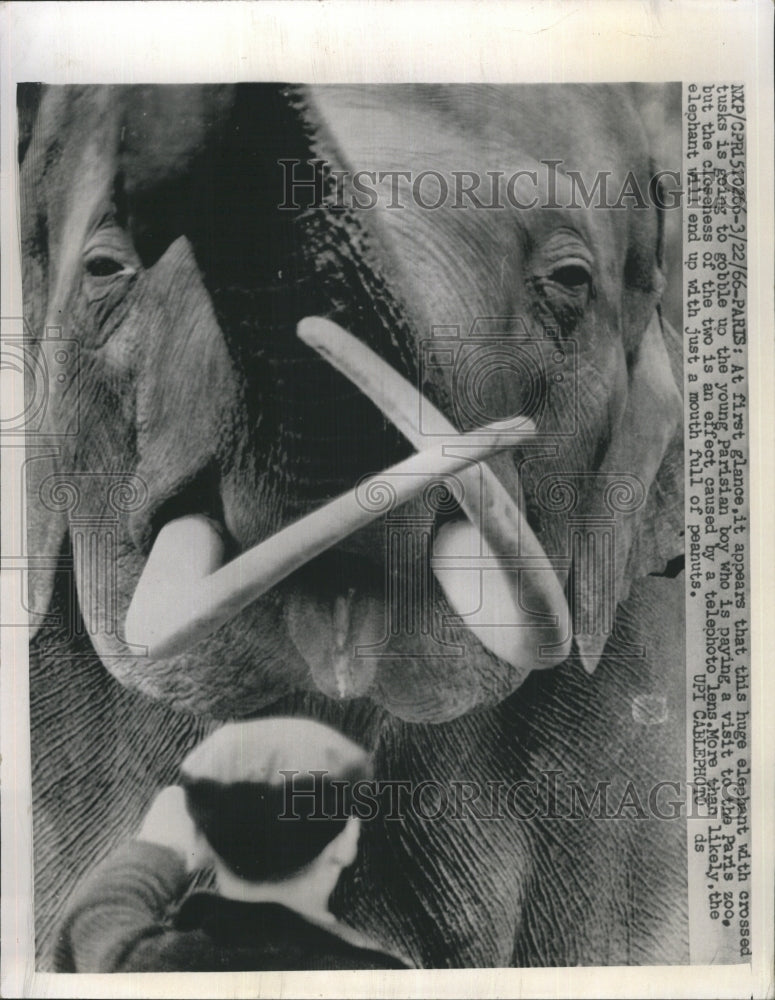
[137,786,209,873]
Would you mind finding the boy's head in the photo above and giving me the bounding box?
[179,717,371,884]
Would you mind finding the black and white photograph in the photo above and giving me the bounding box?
[1,3,772,997]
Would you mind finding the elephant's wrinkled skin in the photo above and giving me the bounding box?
[20,84,687,967]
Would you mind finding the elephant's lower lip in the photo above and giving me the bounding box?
[121,504,569,721]
[284,576,384,701]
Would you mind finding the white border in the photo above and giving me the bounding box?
[2,2,773,997]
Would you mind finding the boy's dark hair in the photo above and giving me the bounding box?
[179,716,372,882]
[182,766,368,882]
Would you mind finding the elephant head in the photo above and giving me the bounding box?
[19,83,686,967]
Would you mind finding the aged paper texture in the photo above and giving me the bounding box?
[2,2,773,997]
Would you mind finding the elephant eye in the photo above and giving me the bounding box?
[530,234,594,332]
[85,255,127,278]
[549,263,590,289]
[82,230,140,307]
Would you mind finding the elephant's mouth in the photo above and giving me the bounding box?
[123,317,572,718]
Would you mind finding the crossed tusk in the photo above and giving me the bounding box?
[125,316,571,668]
[124,412,531,659]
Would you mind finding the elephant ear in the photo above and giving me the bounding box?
[17,83,44,165]
[621,310,684,582]
[19,86,72,637]
[573,305,684,674]
[25,450,69,637]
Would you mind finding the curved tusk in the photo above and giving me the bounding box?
[298,316,571,669]
[124,424,525,659]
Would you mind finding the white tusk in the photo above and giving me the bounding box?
[124,424,524,659]
[299,316,571,669]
